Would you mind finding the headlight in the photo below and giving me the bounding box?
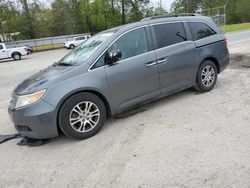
[15,89,46,109]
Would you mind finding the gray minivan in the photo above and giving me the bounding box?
[8,15,229,140]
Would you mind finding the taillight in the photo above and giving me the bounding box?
[224,39,228,46]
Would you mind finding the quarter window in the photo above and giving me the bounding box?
[188,22,216,40]
[153,22,187,49]
[108,27,149,60]
[92,53,105,69]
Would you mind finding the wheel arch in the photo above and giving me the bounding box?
[201,57,220,74]
[11,51,21,57]
[56,89,112,126]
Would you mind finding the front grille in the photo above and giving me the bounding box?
[9,95,17,110]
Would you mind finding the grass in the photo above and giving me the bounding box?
[32,43,64,51]
[225,22,250,33]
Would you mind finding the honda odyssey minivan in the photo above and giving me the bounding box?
[8,15,229,140]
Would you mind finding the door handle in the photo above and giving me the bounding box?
[157,58,167,65]
[145,61,157,67]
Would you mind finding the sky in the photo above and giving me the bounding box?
[150,0,175,11]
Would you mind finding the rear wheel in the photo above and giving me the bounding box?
[195,60,218,92]
[12,52,21,61]
[58,92,107,139]
[69,44,75,49]
[27,49,32,54]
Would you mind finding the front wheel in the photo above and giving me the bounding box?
[194,60,218,92]
[12,52,21,61]
[69,44,75,49]
[58,92,107,139]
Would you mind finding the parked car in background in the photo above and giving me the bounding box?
[64,35,91,49]
[0,43,27,61]
[9,15,229,140]
[25,45,32,54]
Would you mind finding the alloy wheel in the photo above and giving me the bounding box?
[201,65,215,87]
[69,101,100,133]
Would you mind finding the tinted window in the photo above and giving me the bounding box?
[92,53,105,69]
[153,22,187,49]
[108,27,149,60]
[76,37,86,41]
[188,22,216,40]
[0,45,3,50]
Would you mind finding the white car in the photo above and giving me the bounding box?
[0,43,27,61]
[64,35,91,49]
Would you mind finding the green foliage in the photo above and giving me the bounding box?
[171,0,250,24]
[225,22,250,32]
[0,0,158,40]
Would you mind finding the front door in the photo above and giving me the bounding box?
[105,27,160,110]
[0,44,8,59]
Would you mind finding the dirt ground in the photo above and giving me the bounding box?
[0,42,250,187]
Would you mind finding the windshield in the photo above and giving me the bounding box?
[58,32,114,65]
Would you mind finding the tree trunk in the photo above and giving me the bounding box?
[20,0,35,39]
[121,0,125,24]
[0,22,5,42]
[111,0,114,15]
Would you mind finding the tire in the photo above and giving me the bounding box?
[194,60,218,92]
[69,44,75,49]
[58,92,107,140]
[12,52,21,61]
[27,49,32,54]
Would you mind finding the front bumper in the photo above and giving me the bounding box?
[8,99,59,139]
[64,43,70,48]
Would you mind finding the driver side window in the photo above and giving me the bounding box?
[108,27,149,61]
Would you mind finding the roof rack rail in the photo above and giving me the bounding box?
[141,13,200,21]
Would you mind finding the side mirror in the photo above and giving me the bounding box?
[107,50,122,65]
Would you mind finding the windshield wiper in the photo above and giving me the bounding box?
[57,62,74,66]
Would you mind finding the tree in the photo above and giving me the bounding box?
[20,0,36,38]
[171,0,197,14]
[49,0,75,35]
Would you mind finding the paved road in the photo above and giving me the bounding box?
[0,35,250,187]
[226,30,250,54]
[226,29,250,44]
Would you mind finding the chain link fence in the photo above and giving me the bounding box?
[5,33,90,51]
[198,6,226,33]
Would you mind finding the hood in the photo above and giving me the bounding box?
[14,64,78,95]
[65,40,74,44]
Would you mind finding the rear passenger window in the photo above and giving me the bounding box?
[188,22,216,40]
[153,22,187,49]
[0,45,3,50]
